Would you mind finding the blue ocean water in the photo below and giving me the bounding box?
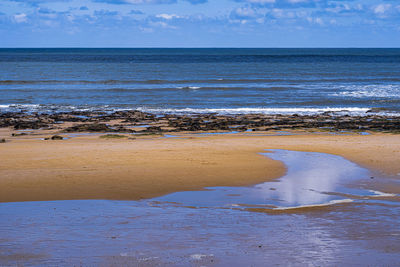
[1,48,400,115]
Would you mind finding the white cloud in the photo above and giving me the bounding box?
[234,7,257,18]
[288,0,308,3]
[229,6,265,24]
[326,4,350,13]
[13,13,28,23]
[269,8,296,19]
[149,20,177,29]
[306,16,323,25]
[139,26,154,33]
[315,17,323,25]
[373,4,391,15]
[155,13,181,19]
[245,0,275,3]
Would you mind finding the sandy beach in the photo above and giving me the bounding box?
[1,128,400,203]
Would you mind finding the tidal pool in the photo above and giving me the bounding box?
[0,150,399,266]
[153,150,396,210]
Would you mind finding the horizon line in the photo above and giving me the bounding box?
[1,47,400,49]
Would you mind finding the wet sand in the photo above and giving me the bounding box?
[1,128,400,203]
[1,150,399,266]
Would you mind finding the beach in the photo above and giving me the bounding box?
[2,112,400,266]
[2,117,400,265]
[1,120,400,203]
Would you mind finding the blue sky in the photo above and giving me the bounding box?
[0,0,399,47]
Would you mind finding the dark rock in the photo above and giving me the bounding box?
[366,108,389,113]
[64,123,112,132]
[3,109,400,134]
[114,126,134,133]
[0,138,5,143]
[51,135,64,140]
[12,133,27,136]
[13,121,48,130]
[146,126,162,133]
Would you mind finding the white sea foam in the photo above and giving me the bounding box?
[0,104,122,113]
[136,107,372,115]
[190,254,213,260]
[1,104,399,116]
[177,86,200,90]
[273,199,353,210]
[0,104,40,108]
[369,190,397,197]
[331,84,400,98]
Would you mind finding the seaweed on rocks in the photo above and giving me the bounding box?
[1,109,400,134]
[63,123,112,132]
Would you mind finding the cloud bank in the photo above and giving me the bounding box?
[0,0,399,47]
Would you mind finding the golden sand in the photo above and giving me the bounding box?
[1,130,399,202]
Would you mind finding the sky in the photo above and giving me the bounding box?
[0,0,399,47]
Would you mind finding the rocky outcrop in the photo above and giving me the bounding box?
[1,109,400,134]
[51,135,64,140]
[63,123,112,132]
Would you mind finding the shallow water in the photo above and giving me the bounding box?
[0,150,399,266]
[153,150,397,209]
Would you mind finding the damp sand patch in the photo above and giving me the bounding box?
[99,134,127,139]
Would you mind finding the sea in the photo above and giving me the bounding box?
[1,48,400,115]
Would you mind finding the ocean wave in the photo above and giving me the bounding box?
[0,78,280,85]
[136,107,373,115]
[177,86,201,90]
[1,104,399,116]
[2,53,400,64]
[0,79,162,85]
[331,85,400,98]
[0,104,41,109]
[2,78,400,86]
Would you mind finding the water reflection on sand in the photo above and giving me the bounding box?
[155,150,391,209]
[258,150,370,208]
[0,150,399,266]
